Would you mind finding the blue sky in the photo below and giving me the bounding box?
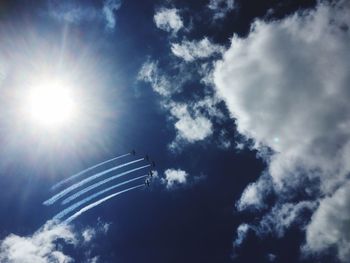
[0,0,349,262]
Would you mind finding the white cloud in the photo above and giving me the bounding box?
[214,0,350,192]
[233,223,249,248]
[305,181,350,262]
[154,8,184,35]
[138,61,223,150]
[0,222,76,263]
[102,0,122,30]
[81,219,111,244]
[167,96,223,149]
[257,201,316,238]
[138,60,174,97]
[0,219,111,263]
[233,201,315,254]
[162,169,188,189]
[208,0,235,20]
[213,0,350,260]
[82,228,95,243]
[168,102,213,144]
[171,38,224,62]
[236,173,272,211]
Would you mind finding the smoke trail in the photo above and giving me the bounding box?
[63,184,144,224]
[62,165,150,205]
[51,153,130,191]
[53,175,148,221]
[44,158,144,206]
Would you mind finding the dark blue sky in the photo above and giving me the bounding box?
[0,0,348,262]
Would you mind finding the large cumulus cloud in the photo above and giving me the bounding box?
[305,181,350,262]
[213,0,350,261]
[0,220,110,263]
[0,222,76,263]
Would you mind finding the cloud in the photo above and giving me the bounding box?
[82,219,110,243]
[48,0,99,24]
[213,0,350,260]
[0,222,76,263]
[0,219,111,263]
[82,228,95,243]
[233,223,249,248]
[304,181,350,262]
[138,60,174,97]
[233,201,315,255]
[48,0,121,30]
[171,38,224,62]
[102,0,122,30]
[236,172,272,211]
[154,8,184,35]
[267,253,277,262]
[214,0,350,192]
[168,102,213,144]
[208,0,235,20]
[138,61,223,149]
[257,201,316,238]
[162,169,188,189]
[167,95,224,149]
[87,256,100,263]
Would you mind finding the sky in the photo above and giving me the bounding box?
[0,0,349,262]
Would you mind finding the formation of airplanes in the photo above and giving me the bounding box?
[130,150,155,187]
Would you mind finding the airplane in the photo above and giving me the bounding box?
[130,149,136,156]
[145,179,150,187]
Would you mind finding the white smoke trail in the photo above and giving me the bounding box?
[62,165,150,205]
[53,175,148,221]
[51,153,131,191]
[44,158,144,206]
[63,184,144,224]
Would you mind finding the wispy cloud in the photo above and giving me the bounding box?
[232,223,250,250]
[208,0,235,20]
[171,37,224,62]
[233,201,316,255]
[82,219,111,243]
[154,8,184,35]
[102,0,122,31]
[138,59,224,150]
[47,0,121,31]
[48,0,99,24]
[138,60,175,97]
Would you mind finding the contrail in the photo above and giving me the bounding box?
[62,165,150,205]
[53,175,148,221]
[63,184,144,224]
[51,153,131,191]
[43,158,144,206]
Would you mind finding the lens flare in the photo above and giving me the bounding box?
[26,80,76,127]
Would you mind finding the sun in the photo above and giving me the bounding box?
[26,79,77,128]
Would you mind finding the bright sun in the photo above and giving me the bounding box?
[26,80,76,128]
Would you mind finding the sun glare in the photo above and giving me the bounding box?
[26,81,76,127]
